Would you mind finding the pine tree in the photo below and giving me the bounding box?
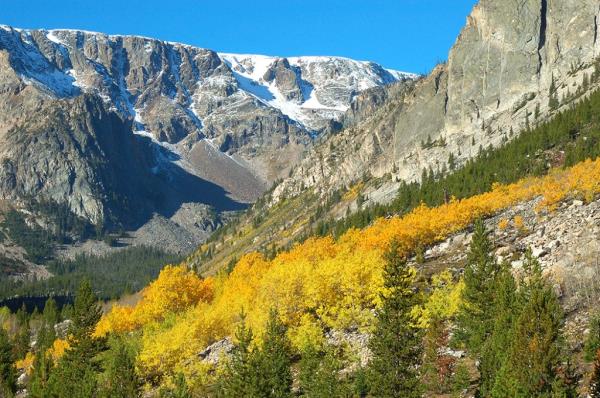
[491,253,570,397]
[254,308,293,398]
[298,343,346,398]
[478,262,519,397]
[163,373,191,398]
[100,338,141,398]
[218,312,258,397]
[37,298,59,353]
[29,350,53,398]
[368,240,423,398]
[455,219,499,355]
[13,304,30,361]
[584,312,600,362]
[0,328,16,396]
[48,279,105,398]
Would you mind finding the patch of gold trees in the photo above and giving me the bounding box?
[95,157,600,385]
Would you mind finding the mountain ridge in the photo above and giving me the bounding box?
[0,24,412,267]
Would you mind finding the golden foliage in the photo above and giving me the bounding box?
[498,218,509,230]
[95,265,214,336]
[47,338,70,363]
[418,271,465,328]
[99,157,600,382]
[15,352,35,374]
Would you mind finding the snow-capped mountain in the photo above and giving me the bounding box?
[0,25,414,254]
[220,53,415,130]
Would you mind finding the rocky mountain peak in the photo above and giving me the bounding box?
[0,24,412,255]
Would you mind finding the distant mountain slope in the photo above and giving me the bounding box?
[0,25,412,265]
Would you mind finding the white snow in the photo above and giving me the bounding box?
[46,31,65,45]
[218,53,416,129]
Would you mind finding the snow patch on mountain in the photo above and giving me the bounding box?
[219,53,416,129]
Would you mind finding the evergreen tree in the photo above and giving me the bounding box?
[368,240,423,398]
[37,298,59,353]
[478,262,519,397]
[253,308,293,398]
[100,338,141,398]
[43,297,59,326]
[173,373,192,398]
[218,312,258,397]
[12,305,30,361]
[0,328,16,396]
[491,253,571,397]
[48,279,105,398]
[298,343,346,398]
[455,219,499,355]
[585,312,600,362]
[29,350,53,398]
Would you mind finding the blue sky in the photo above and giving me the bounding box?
[1,0,477,74]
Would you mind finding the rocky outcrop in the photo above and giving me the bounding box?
[272,0,600,204]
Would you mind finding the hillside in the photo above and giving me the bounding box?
[90,152,600,394]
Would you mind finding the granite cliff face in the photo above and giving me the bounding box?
[0,25,410,254]
[272,0,600,204]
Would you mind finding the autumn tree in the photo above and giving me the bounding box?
[368,240,423,398]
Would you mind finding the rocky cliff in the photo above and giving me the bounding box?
[272,0,600,204]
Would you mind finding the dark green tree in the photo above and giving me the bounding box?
[159,373,191,398]
[590,350,600,398]
[218,312,258,397]
[491,253,572,397]
[478,262,519,396]
[0,328,16,396]
[585,312,600,362]
[48,279,106,397]
[100,337,141,398]
[253,309,293,398]
[29,350,54,398]
[455,219,500,354]
[298,343,346,398]
[367,240,423,398]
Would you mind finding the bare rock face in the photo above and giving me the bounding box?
[272,0,600,203]
[262,58,304,103]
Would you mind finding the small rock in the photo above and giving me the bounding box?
[532,246,548,258]
[199,337,234,365]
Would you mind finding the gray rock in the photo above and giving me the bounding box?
[198,337,234,365]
